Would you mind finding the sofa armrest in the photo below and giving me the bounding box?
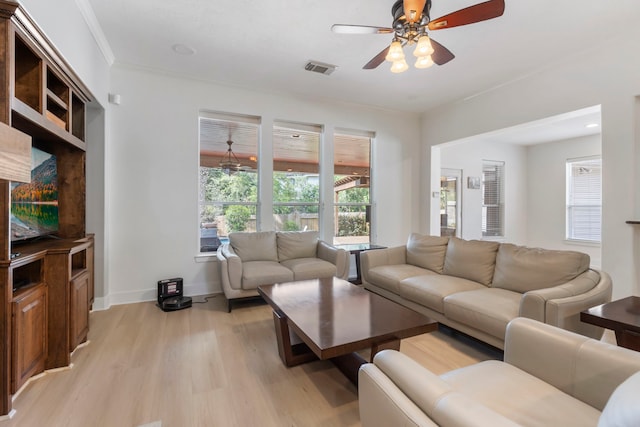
[359,363,439,427]
[360,246,406,284]
[505,317,640,410]
[520,269,612,339]
[316,240,349,279]
[217,244,243,291]
[361,350,520,427]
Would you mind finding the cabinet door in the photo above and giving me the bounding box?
[12,284,47,393]
[70,271,90,351]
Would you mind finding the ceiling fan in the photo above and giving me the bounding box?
[331,0,505,72]
[218,126,256,174]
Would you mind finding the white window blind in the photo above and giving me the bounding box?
[567,157,601,242]
[482,160,504,237]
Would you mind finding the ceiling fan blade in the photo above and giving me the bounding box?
[403,0,428,23]
[428,0,505,30]
[331,24,394,35]
[363,46,390,70]
[430,38,455,65]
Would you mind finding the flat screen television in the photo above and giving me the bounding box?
[10,147,59,242]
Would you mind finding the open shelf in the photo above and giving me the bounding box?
[46,68,69,130]
[13,36,42,113]
[11,257,44,296]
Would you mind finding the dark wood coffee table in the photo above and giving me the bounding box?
[258,277,437,384]
[581,296,640,351]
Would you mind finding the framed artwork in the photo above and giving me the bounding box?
[467,176,481,189]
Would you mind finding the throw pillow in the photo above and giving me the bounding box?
[406,233,449,274]
[442,237,500,286]
[229,231,278,262]
[277,231,319,262]
[492,243,590,293]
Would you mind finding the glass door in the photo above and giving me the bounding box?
[440,169,462,237]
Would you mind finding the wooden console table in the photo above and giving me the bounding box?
[581,296,640,351]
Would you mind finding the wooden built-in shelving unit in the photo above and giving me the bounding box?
[0,1,94,417]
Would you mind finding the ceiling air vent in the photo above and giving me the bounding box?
[304,61,337,76]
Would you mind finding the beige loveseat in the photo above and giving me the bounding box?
[361,234,612,349]
[359,317,640,427]
[217,230,349,311]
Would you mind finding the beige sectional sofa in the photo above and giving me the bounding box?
[360,233,612,349]
[359,317,640,427]
[217,230,349,311]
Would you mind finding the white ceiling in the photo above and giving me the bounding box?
[85,0,635,142]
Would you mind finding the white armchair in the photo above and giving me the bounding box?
[359,317,640,427]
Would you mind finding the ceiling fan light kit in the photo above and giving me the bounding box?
[415,55,434,69]
[390,59,410,73]
[385,40,405,62]
[332,0,505,73]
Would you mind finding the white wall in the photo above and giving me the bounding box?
[422,25,640,299]
[527,135,602,266]
[440,140,528,243]
[106,65,422,306]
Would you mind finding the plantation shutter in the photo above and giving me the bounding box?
[482,160,504,237]
[567,157,601,242]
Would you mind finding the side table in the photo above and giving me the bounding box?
[581,296,640,351]
[336,243,386,285]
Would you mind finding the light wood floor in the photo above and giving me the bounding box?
[3,295,502,427]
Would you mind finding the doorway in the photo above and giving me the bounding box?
[440,169,462,237]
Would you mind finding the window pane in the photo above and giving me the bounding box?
[482,160,504,238]
[273,122,321,231]
[334,132,372,244]
[273,204,319,232]
[335,205,369,243]
[199,113,259,252]
[566,157,601,242]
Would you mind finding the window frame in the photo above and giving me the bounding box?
[198,111,260,253]
[333,129,374,245]
[481,160,505,239]
[566,156,602,243]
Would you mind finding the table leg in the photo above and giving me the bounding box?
[272,310,317,367]
[370,338,400,362]
[330,338,401,386]
[615,328,640,352]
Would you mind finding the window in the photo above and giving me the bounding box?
[272,122,321,232]
[333,130,372,244]
[566,157,601,242]
[482,160,504,238]
[199,112,259,252]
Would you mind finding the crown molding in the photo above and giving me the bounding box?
[74,0,115,66]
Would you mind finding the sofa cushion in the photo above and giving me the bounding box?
[277,231,319,262]
[399,275,486,314]
[442,360,601,427]
[406,233,450,274]
[230,231,278,262]
[367,264,434,294]
[442,238,500,286]
[240,260,294,289]
[492,243,591,293]
[280,257,336,281]
[598,371,640,427]
[444,288,520,340]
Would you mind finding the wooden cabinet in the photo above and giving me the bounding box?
[0,2,94,416]
[70,270,89,351]
[11,282,46,394]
